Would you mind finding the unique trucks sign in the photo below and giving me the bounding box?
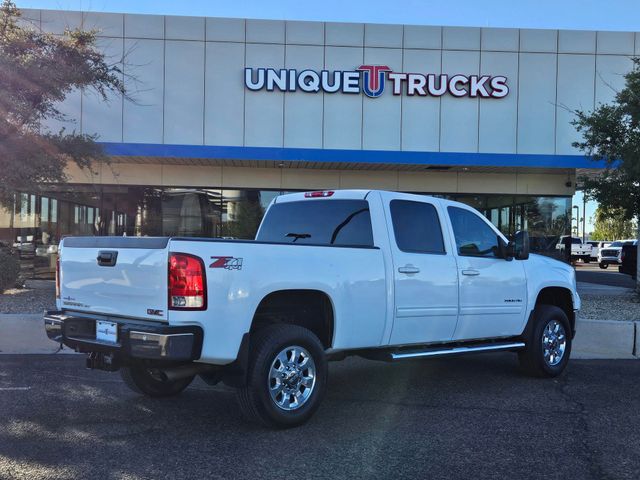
[245,65,509,99]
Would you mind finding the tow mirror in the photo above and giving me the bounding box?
[512,231,530,260]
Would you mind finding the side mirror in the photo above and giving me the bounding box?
[512,231,530,260]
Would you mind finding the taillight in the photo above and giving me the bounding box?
[168,253,206,310]
[55,256,61,299]
[304,190,334,198]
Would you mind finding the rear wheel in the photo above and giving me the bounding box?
[599,262,608,269]
[519,305,571,377]
[120,365,194,398]
[237,324,327,428]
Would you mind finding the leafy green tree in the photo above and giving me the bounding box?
[590,206,636,241]
[0,0,125,206]
[572,58,640,285]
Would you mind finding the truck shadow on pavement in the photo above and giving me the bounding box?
[0,354,638,479]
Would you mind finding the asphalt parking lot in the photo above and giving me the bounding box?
[575,262,636,288]
[1,354,639,480]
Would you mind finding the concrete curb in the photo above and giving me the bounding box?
[0,314,638,360]
[573,319,637,359]
[0,313,77,355]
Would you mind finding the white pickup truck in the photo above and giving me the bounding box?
[555,236,593,263]
[45,190,579,428]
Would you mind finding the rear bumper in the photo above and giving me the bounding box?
[44,310,203,362]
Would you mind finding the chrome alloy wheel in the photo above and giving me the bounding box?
[268,345,316,411]
[542,320,567,366]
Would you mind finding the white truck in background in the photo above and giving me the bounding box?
[45,190,579,428]
[556,236,593,263]
[587,241,611,262]
[598,239,636,269]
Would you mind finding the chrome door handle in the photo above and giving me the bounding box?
[398,265,420,274]
[461,269,480,276]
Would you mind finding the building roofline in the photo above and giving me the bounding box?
[101,142,604,169]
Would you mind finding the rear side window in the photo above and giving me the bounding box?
[390,200,445,254]
[257,200,374,247]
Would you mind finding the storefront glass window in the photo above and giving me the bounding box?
[5,185,571,278]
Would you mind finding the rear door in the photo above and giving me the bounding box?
[382,194,459,345]
[445,205,527,341]
[59,237,170,321]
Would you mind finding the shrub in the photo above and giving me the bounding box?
[0,251,20,293]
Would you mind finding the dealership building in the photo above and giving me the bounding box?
[4,8,637,277]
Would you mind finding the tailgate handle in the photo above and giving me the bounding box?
[97,250,118,267]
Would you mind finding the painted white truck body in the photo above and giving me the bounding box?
[598,240,636,266]
[56,190,579,365]
[556,236,592,261]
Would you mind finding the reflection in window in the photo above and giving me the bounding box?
[448,195,570,257]
[448,206,500,258]
[390,200,444,254]
[6,186,572,278]
[257,200,374,246]
[162,189,222,237]
[222,190,267,239]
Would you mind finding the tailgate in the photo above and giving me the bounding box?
[59,237,170,321]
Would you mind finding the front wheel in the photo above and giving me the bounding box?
[120,365,194,398]
[599,262,608,269]
[519,305,572,377]
[236,325,327,428]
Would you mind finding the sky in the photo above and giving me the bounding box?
[16,0,627,233]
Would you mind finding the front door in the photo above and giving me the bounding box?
[445,205,527,341]
[384,195,459,345]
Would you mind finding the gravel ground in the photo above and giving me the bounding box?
[0,280,55,315]
[2,279,640,321]
[578,292,640,321]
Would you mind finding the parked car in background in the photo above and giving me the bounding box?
[556,236,592,263]
[587,241,610,261]
[598,240,634,269]
[619,240,638,280]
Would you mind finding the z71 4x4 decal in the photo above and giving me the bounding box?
[210,256,243,270]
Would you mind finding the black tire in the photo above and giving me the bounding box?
[237,324,327,428]
[120,365,194,398]
[599,262,608,269]
[583,257,591,263]
[519,305,572,378]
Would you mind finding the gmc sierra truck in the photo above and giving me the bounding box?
[555,236,593,263]
[44,190,579,428]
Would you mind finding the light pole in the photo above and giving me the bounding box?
[582,194,587,242]
[573,205,579,238]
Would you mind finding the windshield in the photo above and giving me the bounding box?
[610,241,624,247]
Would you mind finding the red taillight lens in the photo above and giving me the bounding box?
[168,253,206,310]
[55,256,61,299]
[304,190,334,198]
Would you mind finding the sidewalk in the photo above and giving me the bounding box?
[577,281,635,296]
[1,312,638,359]
[0,313,76,354]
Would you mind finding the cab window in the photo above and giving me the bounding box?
[447,206,501,258]
[390,200,445,254]
[257,200,374,247]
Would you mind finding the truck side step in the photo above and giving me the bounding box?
[390,341,526,360]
